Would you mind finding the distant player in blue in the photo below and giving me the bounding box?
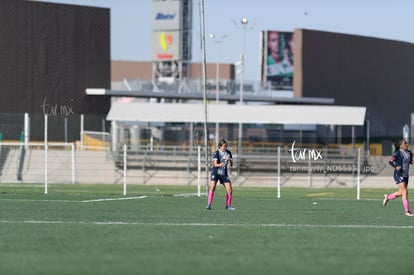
[383,139,414,216]
[206,139,235,210]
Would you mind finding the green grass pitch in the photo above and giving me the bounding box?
[0,184,413,275]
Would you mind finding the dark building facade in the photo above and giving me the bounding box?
[0,0,110,141]
[294,29,414,140]
[0,0,110,114]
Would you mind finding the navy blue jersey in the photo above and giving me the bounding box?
[211,149,232,176]
[391,149,413,178]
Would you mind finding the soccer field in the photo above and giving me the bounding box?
[0,184,413,275]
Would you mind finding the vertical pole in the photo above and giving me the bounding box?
[197,145,201,197]
[150,137,154,151]
[102,117,106,132]
[215,46,220,145]
[352,126,355,151]
[189,123,194,154]
[123,144,127,196]
[307,156,312,188]
[44,114,48,195]
[352,125,356,185]
[237,123,242,177]
[277,146,281,199]
[199,0,209,195]
[238,18,248,179]
[365,119,370,158]
[357,147,361,200]
[80,114,84,151]
[71,143,76,184]
[111,120,118,152]
[64,116,68,143]
[240,20,247,104]
[24,113,29,150]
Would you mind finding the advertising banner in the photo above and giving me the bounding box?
[262,30,294,90]
[152,0,181,31]
[152,30,181,61]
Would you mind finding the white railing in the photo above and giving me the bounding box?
[0,142,76,193]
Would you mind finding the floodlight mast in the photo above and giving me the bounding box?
[238,17,248,176]
[199,0,209,195]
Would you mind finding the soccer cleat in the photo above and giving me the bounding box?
[225,206,236,210]
[206,204,212,210]
[383,194,389,207]
[405,211,414,217]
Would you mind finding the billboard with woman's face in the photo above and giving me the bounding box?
[261,30,294,90]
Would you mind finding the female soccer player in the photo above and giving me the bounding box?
[383,139,414,216]
[206,139,235,210]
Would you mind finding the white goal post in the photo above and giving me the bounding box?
[0,142,76,192]
[118,145,204,197]
[275,146,362,200]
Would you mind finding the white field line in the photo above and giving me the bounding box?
[0,220,413,229]
[0,197,147,203]
[81,196,147,203]
[0,193,199,203]
[0,199,79,203]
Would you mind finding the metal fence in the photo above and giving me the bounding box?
[1,111,375,154]
[0,112,107,143]
[0,141,391,194]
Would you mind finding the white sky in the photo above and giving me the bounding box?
[34,0,414,81]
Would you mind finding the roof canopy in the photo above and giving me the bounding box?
[107,102,366,126]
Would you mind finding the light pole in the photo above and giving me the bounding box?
[240,17,248,103]
[209,33,227,144]
[238,17,248,177]
[199,0,209,195]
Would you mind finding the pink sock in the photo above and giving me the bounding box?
[207,191,214,205]
[387,194,397,200]
[226,193,232,207]
[403,199,410,212]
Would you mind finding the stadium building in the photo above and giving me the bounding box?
[0,0,110,142]
[1,0,413,152]
[0,0,409,187]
